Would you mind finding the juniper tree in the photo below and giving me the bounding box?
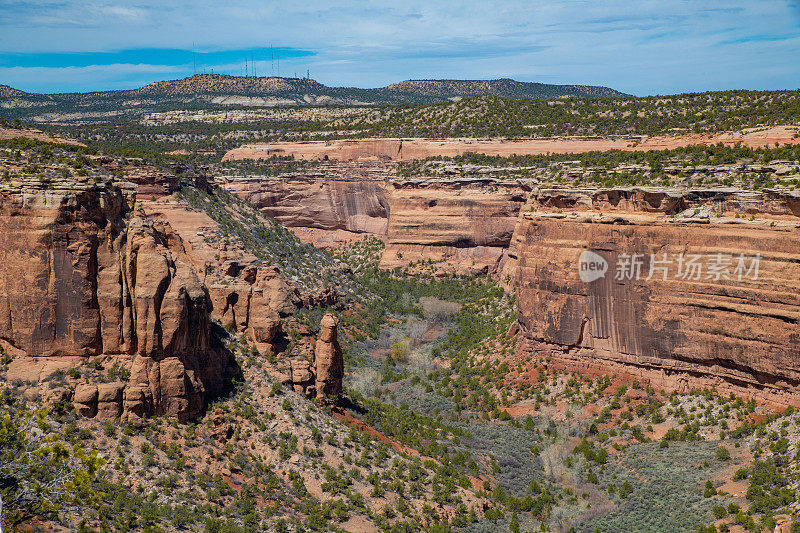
[0,397,103,530]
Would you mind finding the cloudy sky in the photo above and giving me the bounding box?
[0,1,798,95]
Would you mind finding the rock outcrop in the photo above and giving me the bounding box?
[222,128,800,163]
[512,187,800,407]
[379,178,528,275]
[268,313,343,401]
[0,177,232,420]
[140,200,297,355]
[314,313,344,399]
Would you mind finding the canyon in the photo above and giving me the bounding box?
[222,174,800,406]
[221,175,530,275]
[1,135,799,532]
[3,150,798,418]
[6,65,800,532]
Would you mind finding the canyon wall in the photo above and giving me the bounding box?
[219,174,800,406]
[512,188,800,407]
[222,176,530,274]
[0,177,232,420]
[379,179,528,275]
[223,176,390,238]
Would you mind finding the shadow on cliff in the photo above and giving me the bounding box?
[204,322,244,407]
[270,328,291,356]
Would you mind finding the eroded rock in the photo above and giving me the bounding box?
[0,179,231,421]
[73,384,99,417]
[513,187,800,407]
[314,313,344,399]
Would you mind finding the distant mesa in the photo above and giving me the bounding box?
[383,78,626,99]
[0,74,626,109]
[129,74,329,97]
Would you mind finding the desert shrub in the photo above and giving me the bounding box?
[746,457,795,513]
[715,446,731,461]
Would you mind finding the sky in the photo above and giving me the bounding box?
[0,1,798,96]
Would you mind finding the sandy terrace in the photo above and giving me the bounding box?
[222,126,800,162]
[0,126,84,146]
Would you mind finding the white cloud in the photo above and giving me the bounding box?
[97,5,148,23]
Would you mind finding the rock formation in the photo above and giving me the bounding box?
[267,313,343,401]
[223,176,530,275]
[138,198,297,355]
[222,127,800,163]
[314,313,344,399]
[511,187,800,407]
[0,177,232,420]
[224,173,800,406]
[379,178,528,275]
[222,176,389,239]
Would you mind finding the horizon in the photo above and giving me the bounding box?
[0,1,798,96]
[3,71,799,98]
[4,73,633,96]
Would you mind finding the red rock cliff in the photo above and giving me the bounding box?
[513,188,800,407]
[223,177,389,236]
[222,176,530,274]
[0,177,230,420]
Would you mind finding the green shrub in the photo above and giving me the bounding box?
[715,446,731,461]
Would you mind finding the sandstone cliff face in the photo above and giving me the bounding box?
[223,177,389,235]
[222,129,800,163]
[380,179,528,275]
[222,176,530,274]
[513,188,800,407]
[0,178,230,420]
[0,179,134,356]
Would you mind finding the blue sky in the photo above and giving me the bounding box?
[0,1,798,95]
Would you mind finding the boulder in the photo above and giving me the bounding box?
[291,359,313,383]
[123,385,152,419]
[73,384,99,418]
[96,382,125,420]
